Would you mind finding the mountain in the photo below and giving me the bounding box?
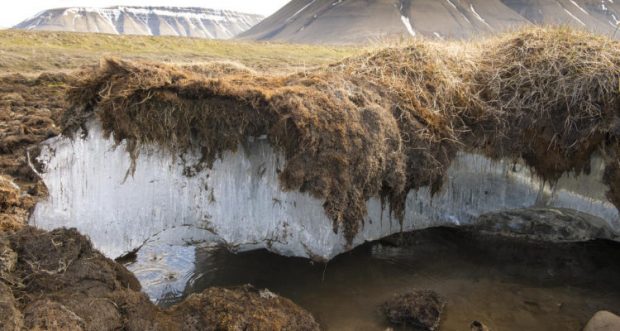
[14,6,264,39]
[238,0,620,43]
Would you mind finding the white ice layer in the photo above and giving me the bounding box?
[31,122,620,260]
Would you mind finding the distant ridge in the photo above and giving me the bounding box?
[238,0,620,43]
[14,6,264,39]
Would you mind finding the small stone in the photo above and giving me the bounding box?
[380,289,445,331]
[584,311,620,331]
[471,320,491,331]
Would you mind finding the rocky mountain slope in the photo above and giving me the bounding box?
[14,6,264,39]
[239,0,620,43]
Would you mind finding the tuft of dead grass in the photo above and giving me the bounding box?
[0,175,35,232]
[168,285,320,330]
[63,27,620,244]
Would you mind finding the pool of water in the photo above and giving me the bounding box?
[125,228,620,330]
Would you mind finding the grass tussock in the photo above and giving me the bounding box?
[64,27,620,244]
[0,175,34,231]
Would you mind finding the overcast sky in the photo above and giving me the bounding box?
[0,0,289,27]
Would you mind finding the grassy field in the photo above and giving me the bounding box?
[0,30,362,74]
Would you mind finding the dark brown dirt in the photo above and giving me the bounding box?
[0,73,71,183]
[0,282,22,330]
[62,27,620,245]
[381,289,445,331]
[0,72,74,231]
[0,227,320,331]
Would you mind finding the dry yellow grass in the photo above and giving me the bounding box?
[0,175,34,231]
[64,27,620,243]
[0,30,362,74]
[0,30,362,231]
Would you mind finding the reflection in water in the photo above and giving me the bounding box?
[125,228,620,330]
[124,243,196,304]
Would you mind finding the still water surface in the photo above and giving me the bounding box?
[126,228,620,330]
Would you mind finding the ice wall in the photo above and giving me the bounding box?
[30,122,620,260]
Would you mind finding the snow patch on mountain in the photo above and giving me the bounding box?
[470,4,492,28]
[564,8,587,26]
[14,6,264,39]
[400,15,416,36]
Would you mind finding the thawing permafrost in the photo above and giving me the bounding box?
[31,122,620,260]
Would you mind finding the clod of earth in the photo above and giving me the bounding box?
[380,289,446,330]
[0,175,35,232]
[0,227,319,331]
[0,73,69,174]
[62,27,620,245]
[0,72,72,232]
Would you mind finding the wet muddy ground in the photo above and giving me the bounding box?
[127,228,620,331]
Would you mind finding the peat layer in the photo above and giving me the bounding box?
[0,73,72,231]
[63,27,620,244]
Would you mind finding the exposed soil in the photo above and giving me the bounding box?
[0,227,319,331]
[0,73,71,181]
[381,290,445,330]
[63,27,620,244]
[0,72,73,231]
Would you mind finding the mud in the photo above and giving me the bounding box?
[0,227,319,331]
